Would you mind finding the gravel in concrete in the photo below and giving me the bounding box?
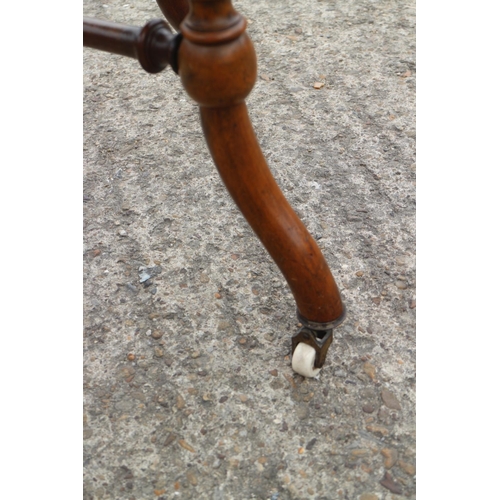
[84,1,416,498]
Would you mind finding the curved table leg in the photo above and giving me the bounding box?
[155,0,189,31]
[178,0,346,370]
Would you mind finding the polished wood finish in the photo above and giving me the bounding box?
[178,0,344,324]
[83,0,345,335]
[199,104,344,323]
[156,0,189,31]
[83,17,180,73]
[83,17,139,58]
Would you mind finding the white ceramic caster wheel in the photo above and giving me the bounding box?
[291,342,321,378]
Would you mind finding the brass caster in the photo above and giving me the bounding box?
[291,306,346,377]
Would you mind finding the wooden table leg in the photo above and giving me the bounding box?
[155,0,189,31]
[83,0,346,371]
[178,0,345,369]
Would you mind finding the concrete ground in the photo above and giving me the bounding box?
[83,1,415,499]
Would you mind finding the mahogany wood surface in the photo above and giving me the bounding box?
[178,0,344,324]
[84,17,140,58]
[155,0,189,31]
[200,104,344,323]
[83,0,345,330]
[83,17,180,73]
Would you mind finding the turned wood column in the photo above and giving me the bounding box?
[83,17,180,73]
[177,0,345,325]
